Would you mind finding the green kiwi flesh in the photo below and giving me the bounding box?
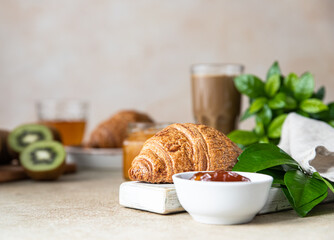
[8,124,54,153]
[20,140,66,180]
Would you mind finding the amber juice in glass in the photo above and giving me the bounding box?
[36,100,88,146]
[122,123,169,180]
[41,120,86,146]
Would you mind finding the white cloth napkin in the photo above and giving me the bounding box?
[278,113,334,182]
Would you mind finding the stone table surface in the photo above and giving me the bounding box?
[1,169,334,240]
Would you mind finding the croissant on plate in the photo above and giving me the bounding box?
[87,110,153,148]
[129,123,242,183]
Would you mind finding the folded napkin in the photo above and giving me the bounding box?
[279,113,334,181]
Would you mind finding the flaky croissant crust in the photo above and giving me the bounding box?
[87,110,153,148]
[129,123,242,183]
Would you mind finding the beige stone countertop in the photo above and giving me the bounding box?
[1,170,334,240]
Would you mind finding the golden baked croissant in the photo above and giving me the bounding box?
[87,110,153,148]
[129,123,242,183]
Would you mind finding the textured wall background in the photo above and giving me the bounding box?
[0,0,333,137]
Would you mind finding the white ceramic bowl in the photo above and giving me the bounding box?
[172,171,273,225]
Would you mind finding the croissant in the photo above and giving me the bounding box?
[87,110,153,148]
[129,123,242,183]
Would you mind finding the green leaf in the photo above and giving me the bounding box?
[234,75,265,98]
[285,96,297,110]
[254,120,265,136]
[265,74,281,97]
[268,92,286,109]
[266,61,281,80]
[240,108,253,122]
[268,138,280,145]
[297,109,310,118]
[256,104,272,126]
[313,172,334,193]
[227,130,259,146]
[258,168,285,185]
[274,109,285,116]
[313,103,334,123]
[249,97,267,114]
[294,72,315,101]
[240,108,253,121]
[328,120,334,128]
[294,192,328,217]
[300,98,328,114]
[233,143,298,172]
[309,108,330,121]
[313,86,325,100]
[281,186,295,209]
[281,186,326,217]
[267,114,288,138]
[259,136,269,143]
[284,73,298,92]
[283,170,328,217]
[284,170,328,208]
[328,102,334,119]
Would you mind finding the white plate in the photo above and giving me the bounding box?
[66,146,123,169]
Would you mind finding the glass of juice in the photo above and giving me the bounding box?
[122,122,169,180]
[36,100,88,146]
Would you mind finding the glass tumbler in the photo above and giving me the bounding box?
[191,63,244,134]
[36,99,88,146]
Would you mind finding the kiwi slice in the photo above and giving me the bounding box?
[20,140,66,180]
[8,124,56,153]
[0,130,13,165]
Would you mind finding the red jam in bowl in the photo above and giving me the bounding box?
[190,170,250,182]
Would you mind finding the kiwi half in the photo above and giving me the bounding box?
[8,124,57,153]
[20,140,66,180]
[0,130,13,165]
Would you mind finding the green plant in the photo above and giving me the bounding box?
[228,61,334,148]
[233,143,334,217]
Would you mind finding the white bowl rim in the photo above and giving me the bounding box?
[172,171,273,186]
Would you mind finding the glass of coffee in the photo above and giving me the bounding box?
[191,63,244,134]
[36,100,88,146]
